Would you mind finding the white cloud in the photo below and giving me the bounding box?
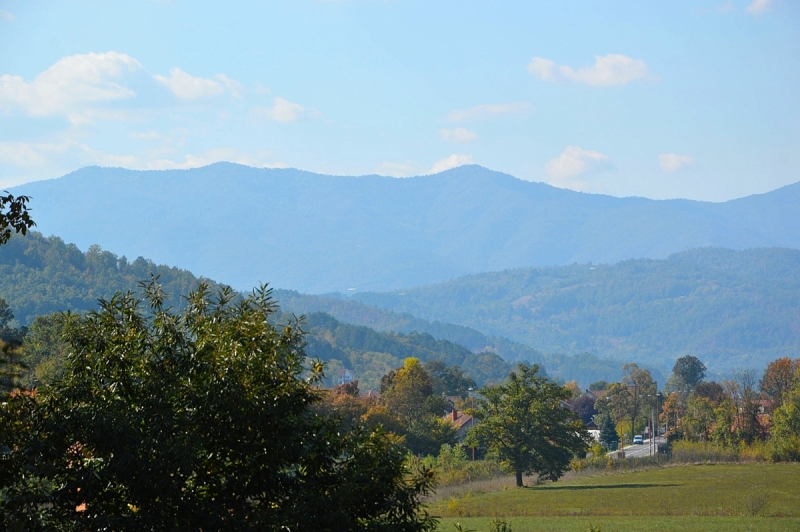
[429,154,474,174]
[0,139,139,170]
[526,57,556,80]
[746,0,771,15]
[0,52,242,124]
[0,10,14,22]
[658,153,694,173]
[447,102,531,122]
[154,68,225,99]
[214,74,243,98]
[0,52,142,120]
[254,97,316,123]
[528,54,651,86]
[545,145,610,191]
[146,148,287,170]
[129,130,162,141]
[441,127,478,142]
[376,161,417,178]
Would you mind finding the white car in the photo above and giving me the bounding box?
[633,435,644,444]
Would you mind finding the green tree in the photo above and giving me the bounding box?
[0,192,35,246]
[0,280,436,531]
[465,364,590,487]
[596,412,619,449]
[671,355,706,392]
[424,360,476,398]
[770,371,800,461]
[622,363,657,431]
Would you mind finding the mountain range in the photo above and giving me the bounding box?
[11,163,800,293]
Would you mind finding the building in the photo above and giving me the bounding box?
[336,368,355,386]
[443,409,475,442]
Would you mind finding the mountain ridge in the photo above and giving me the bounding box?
[11,163,800,293]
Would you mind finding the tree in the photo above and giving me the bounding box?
[671,355,706,392]
[622,363,657,431]
[694,381,724,406]
[563,380,582,400]
[596,412,619,449]
[770,372,800,461]
[760,357,800,412]
[424,360,476,398]
[0,281,436,531]
[571,394,597,425]
[599,382,631,424]
[465,364,590,487]
[589,380,609,391]
[0,192,35,246]
[381,358,456,455]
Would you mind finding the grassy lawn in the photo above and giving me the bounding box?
[428,463,800,531]
[435,516,800,532]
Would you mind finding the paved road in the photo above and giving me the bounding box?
[621,436,665,459]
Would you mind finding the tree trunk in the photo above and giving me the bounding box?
[515,470,523,487]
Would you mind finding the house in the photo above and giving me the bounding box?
[336,369,355,386]
[585,420,600,442]
[443,395,462,413]
[443,408,475,442]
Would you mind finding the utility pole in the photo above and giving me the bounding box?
[468,387,475,461]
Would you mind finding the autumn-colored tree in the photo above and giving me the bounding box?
[760,357,800,412]
[563,380,582,400]
[622,363,657,430]
[694,381,725,406]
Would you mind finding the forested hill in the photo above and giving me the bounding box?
[297,312,513,390]
[350,247,800,372]
[11,163,800,293]
[273,288,629,385]
[0,232,222,324]
[0,231,633,387]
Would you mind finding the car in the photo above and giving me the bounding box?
[633,435,643,445]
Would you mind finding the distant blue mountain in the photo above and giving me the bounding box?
[12,163,800,293]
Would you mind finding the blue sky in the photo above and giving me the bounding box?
[0,0,797,200]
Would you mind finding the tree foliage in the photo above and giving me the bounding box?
[671,355,707,392]
[465,364,590,487]
[0,280,436,531]
[0,192,35,246]
[760,357,800,412]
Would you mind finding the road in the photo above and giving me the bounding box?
[621,436,665,459]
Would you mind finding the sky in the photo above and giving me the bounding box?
[0,0,798,201]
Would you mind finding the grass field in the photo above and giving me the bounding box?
[428,463,800,532]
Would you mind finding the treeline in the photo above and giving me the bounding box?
[299,312,514,390]
[275,289,627,385]
[0,231,222,324]
[0,231,630,386]
[580,354,800,462]
[350,247,800,373]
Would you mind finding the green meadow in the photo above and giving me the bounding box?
[430,463,800,532]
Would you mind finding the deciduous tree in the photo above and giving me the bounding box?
[0,280,436,531]
[465,364,590,487]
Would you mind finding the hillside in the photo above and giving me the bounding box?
[11,163,800,293]
[0,232,222,324]
[273,289,631,385]
[298,312,513,390]
[350,247,800,372]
